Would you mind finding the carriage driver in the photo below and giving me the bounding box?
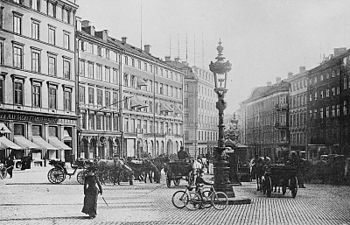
[177,147,189,161]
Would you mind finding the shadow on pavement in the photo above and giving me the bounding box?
[0,216,92,221]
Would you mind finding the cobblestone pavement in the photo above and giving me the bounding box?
[0,167,350,225]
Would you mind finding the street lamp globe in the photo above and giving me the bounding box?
[209,39,232,96]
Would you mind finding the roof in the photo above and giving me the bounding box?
[242,81,290,104]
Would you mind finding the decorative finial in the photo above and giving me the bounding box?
[217,39,223,55]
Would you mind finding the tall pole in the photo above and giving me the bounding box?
[209,40,235,197]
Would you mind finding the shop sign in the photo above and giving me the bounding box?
[0,113,58,124]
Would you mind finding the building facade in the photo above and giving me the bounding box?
[286,67,308,155]
[77,19,184,159]
[165,60,217,158]
[0,0,78,163]
[307,48,350,159]
[241,80,290,161]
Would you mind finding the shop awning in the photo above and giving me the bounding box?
[0,123,11,134]
[48,137,72,151]
[137,77,147,86]
[13,135,40,149]
[62,130,72,141]
[161,103,173,112]
[32,136,58,151]
[0,136,22,150]
[131,96,148,108]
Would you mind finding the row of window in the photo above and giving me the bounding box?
[0,76,72,111]
[10,11,71,50]
[290,112,307,127]
[80,41,182,82]
[123,118,182,135]
[290,79,307,92]
[198,130,217,142]
[79,59,118,84]
[309,101,348,119]
[290,93,307,109]
[11,0,74,24]
[0,42,72,79]
[309,67,341,85]
[290,133,306,145]
[309,86,341,101]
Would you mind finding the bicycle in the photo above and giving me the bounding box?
[172,184,229,210]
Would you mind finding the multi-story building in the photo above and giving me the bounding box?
[77,19,184,159]
[286,67,308,156]
[164,60,217,157]
[76,19,123,159]
[241,79,290,161]
[0,0,78,164]
[307,48,350,159]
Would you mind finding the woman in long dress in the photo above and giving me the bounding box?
[81,167,102,218]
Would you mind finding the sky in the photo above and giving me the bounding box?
[76,0,350,113]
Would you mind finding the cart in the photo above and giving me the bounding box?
[166,161,194,188]
[262,164,298,198]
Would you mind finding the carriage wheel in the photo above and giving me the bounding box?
[185,192,201,211]
[172,190,189,209]
[47,168,65,184]
[166,176,171,188]
[290,177,298,198]
[265,176,272,197]
[174,178,181,186]
[76,171,85,185]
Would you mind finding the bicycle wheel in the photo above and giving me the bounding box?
[202,190,213,208]
[172,190,189,209]
[212,191,228,210]
[47,168,66,184]
[76,170,85,185]
[185,192,201,211]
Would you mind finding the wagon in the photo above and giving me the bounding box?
[165,161,194,188]
[262,164,298,198]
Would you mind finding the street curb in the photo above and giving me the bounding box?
[227,197,252,205]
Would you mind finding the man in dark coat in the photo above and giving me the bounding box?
[177,147,189,161]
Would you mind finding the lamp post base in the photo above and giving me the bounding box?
[213,148,235,198]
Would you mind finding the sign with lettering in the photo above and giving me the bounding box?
[0,113,59,124]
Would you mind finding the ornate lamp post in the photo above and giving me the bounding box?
[209,40,235,197]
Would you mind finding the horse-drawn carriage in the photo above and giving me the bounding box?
[47,158,90,184]
[96,159,134,185]
[165,161,194,188]
[262,164,298,198]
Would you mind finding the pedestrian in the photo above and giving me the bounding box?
[5,156,14,178]
[82,166,103,218]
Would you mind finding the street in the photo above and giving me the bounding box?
[0,167,350,225]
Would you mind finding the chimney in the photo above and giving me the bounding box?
[121,37,127,44]
[165,56,171,62]
[299,66,306,73]
[144,44,151,54]
[175,57,180,62]
[81,20,90,27]
[288,72,293,78]
[95,30,109,41]
[267,81,272,86]
[276,77,281,83]
[334,48,347,57]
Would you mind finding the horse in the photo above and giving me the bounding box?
[127,159,160,183]
[249,156,269,191]
[96,159,134,185]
